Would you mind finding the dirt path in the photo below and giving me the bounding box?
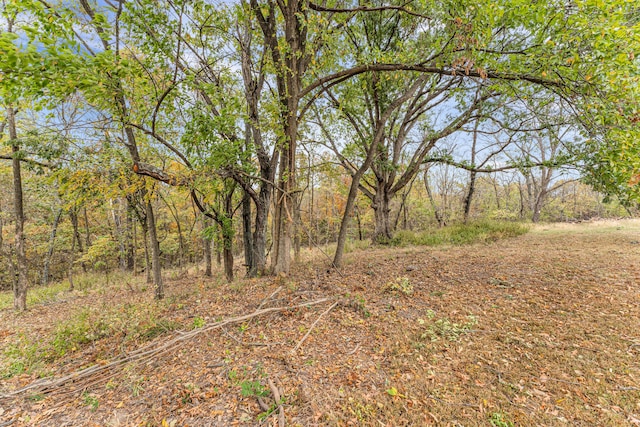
[1,220,639,426]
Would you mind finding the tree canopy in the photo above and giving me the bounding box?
[0,0,638,308]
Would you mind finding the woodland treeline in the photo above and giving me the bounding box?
[0,0,638,310]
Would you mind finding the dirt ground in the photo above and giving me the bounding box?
[1,219,639,426]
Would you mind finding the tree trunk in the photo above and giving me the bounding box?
[463,119,480,224]
[0,201,5,287]
[241,190,253,276]
[333,128,380,266]
[70,207,87,272]
[238,20,273,277]
[271,145,295,274]
[125,205,135,271]
[251,188,269,276]
[333,177,361,267]
[223,240,234,282]
[42,208,63,286]
[525,174,535,216]
[532,187,549,223]
[253,0,304,276]
[141,219,152,284]
[68,229,76,291]
[355,206,363,241]
[8,106,27,311]
[111,199,127,270]
[145,200,163,298]
[83,206,91,248]
[70,207,84,253]
[531,200,542,223]
[531,165,554,223]
[202,216,213,277]
[308,153,315,248]
[463,170,477,223]
[424,169,446,227]
[293,195,301,264]
[372,184,393,243]
[203,240,212,277]
[175,210,185,269]
[132,218,137,274]
[393,177,416,231]
[493,177,502,210]
[222,191,235,282]
[518,179,526,219]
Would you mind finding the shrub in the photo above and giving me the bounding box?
[391,221,529,247]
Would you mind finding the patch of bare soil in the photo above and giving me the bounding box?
[1,220,639,426]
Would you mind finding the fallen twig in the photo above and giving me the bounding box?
[221,326,278,347]
[268,378,285,427]
[346,343,361,355]
[0,297,332,400]
[256,396,270,411]
[256,286,283,312]
[293,301,339,353]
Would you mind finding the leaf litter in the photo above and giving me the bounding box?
[0,219,639,426]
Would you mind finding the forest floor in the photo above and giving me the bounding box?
[1,219,640,426]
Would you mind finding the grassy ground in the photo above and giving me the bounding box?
[0,219,639,426]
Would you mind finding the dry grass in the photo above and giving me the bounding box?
[1,220,639,426]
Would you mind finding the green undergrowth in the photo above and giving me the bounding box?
[0,270,145,311]
[1,301,180,379]
[417,309,478,342]
[0,280,70,311]
[390,221,529,247]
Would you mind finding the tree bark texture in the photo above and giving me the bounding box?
[8,107,28,311]
[241,190,253,276]
[222,191,235,282]
[202,216,213,277]
[145,200,164,299]
[251,188,270,276]
[42,208,63,286]
[372,184,393,243]
[251,0,307,275]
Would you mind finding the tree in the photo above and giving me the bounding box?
[512,126,578,222]
[28,0,170,298]
[5,105,27,310]
[1,4,36,310]
[4,0,638,283]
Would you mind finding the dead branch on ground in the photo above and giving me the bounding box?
[292,301,339,353]
[268,377,285,427]
[0,297,333,400]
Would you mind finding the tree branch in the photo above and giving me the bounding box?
[423,157,572,173]
[308,2,431,20]
[300,63,564,100]
[0,154,52,169]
